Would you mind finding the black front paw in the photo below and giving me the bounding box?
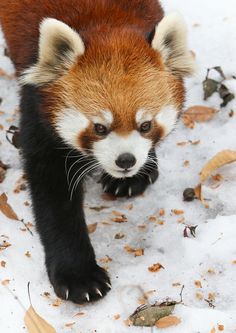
[48,261,111,304]
[101,150,159,198]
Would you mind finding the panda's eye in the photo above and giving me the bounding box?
[140,121,152,133]
[94,123,108,136]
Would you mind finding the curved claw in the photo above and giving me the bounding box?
[85,292,90,302]
[106,282,112,289]
[115,187,120,196]
[149,175,153,184]
[95,288,103,297]
[128,186,132,197]
[65,289,69,300]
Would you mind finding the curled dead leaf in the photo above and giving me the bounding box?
[0,193,19,220]
[25,305,56,333]
[155,315,181,328]
[199,150,236,183]
[194,150,236,208]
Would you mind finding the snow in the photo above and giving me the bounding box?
[0,0,236,332]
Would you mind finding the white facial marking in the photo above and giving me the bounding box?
[55,108,89,147]
[91,110,113,126]
[136,109,152,125]
[93,131,152,178]
[155,105,178,135]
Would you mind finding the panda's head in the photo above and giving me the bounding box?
[21,15,195,178]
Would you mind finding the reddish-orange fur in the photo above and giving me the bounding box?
[0,0,184,140]
[0,0,163,72]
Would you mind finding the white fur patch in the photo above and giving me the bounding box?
[55,108,89,147]
[151,12,196,77]
[155,106,178,135]
[20,18,85,85]
[136,109,153,125]
[93,131,152,178]
[91,110,113,126]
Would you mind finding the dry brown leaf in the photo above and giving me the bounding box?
[88,223,97,234]
[194,280,202,288]
[218,324,224,331]
[199,150,236,183]
[111,215,127,223]
[207,268,216,275]
[1,279,10,285]
[0,193,19,220]
[65,322,75,328]
[99,255,112,263]
[1,260,6,267]
[177,141,188,146]
[183,160,190,167]
[210,328,216,333]
[172,209,184,215]
[159,209,165,216]
[52,298,63,307]
[148,263,164,272]
[124,245,144,257]
[155,315,181,328]
[138,224,146,229]
[196,292,203,300]
[25,251,31,258]
[148,216,157,222]
[182,106,218,128]
[25,305,56,333]
[177,217,185,224]
[172,282,181,287]
[114,314,121,320]
[73,312,85,318]
[191,140,201,145]
[112,210,124,216]
[208,292,216,301]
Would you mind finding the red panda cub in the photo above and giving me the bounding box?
[0,0,195,303]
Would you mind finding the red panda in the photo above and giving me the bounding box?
[0,0,195,304]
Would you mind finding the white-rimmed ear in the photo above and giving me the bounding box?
[151,13,196,77]
[20,18,85,86]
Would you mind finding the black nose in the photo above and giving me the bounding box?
[115,153,136,169]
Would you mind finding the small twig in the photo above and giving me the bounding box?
[179,285,184,303]
[205,298,215,309]
[20,219,34,236]
[27,281,32,306]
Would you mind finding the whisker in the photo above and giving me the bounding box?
[70,163,100,200]
[69,160,96,190]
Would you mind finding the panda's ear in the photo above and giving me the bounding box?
[20,18,85,86]
[151,13,196,77]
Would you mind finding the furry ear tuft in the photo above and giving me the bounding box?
[20,18,85,86]
[151,13,196,77]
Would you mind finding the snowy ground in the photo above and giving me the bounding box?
[0,0,236,332]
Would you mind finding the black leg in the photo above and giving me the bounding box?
[24,149,111,303]
[20,87,111,304]
[101,149,159,197]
